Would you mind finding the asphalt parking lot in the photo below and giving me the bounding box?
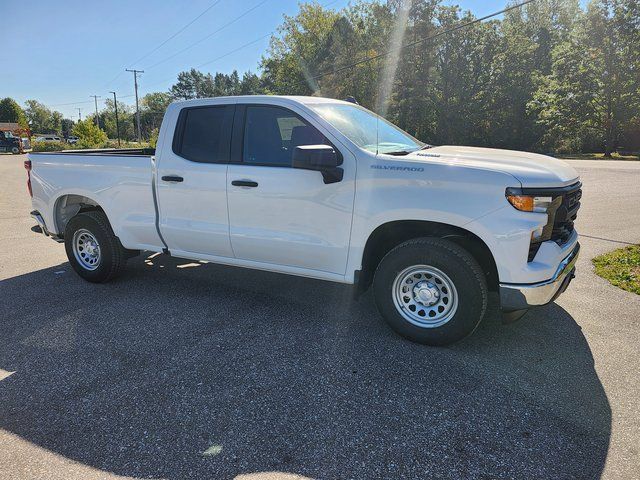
[1,154,639,479]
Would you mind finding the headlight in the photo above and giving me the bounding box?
[505,191,554,213]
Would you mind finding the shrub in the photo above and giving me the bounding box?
[149,128,159,148]
[72,119,108,149]
[103,139,150,149]
[32,141,68,152]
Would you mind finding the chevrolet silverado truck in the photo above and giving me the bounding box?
[26,96,581,345]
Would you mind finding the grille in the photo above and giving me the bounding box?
[551,184,581,244]
[527,182,582,262]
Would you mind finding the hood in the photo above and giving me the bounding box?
[404,145,579,187]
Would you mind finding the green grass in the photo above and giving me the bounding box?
[559,153,639,161]
[592,245,640,295]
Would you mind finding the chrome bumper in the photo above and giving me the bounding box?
[31,210,64,242]
[31,210,50,236]
[499,243,580,311]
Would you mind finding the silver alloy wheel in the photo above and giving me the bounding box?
[11,146,19,154]
[72,228,101,271]
[392,265,458,328]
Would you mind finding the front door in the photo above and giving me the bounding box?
[226,104,355,275]
[156,104,235,257]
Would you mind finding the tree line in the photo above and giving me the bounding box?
[167,0,639,155]
[2,0,638,155]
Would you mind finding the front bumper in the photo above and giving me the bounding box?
[499,243,580,311]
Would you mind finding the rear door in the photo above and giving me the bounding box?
[226,104,355,275]
[156,104,235,257]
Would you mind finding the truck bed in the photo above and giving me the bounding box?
[28,149,163,252]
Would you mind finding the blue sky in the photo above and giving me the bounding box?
[1,0,543,119]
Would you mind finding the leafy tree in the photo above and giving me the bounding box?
[239,71,266,95]
[530,0,640,155]
[0,98,28,128]
[170,69,211,99]
[169,69,266,104]
[61,118,75,138]
[262,2,342,95]
[142,92,172,113]
[140,92,172,139]
[72,118,107,148]
[319,2,395,109]
[24,100,63,134]
[98,99,135,142]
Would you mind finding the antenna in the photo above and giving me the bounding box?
[376,112,379,156]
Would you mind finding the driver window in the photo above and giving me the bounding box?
[242,106,328,167]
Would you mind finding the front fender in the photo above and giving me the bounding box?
[345,161,520,283]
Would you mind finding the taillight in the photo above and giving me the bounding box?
[24,160,32,197]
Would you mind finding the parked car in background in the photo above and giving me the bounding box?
[35,135,62,142]
[0,130,24,154]
[66,136,79,144]
[25,96,581,346]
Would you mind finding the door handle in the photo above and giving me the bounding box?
[231,180,258,188]
[162,175,184,182]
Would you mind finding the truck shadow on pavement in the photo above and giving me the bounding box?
[0,253,611,479]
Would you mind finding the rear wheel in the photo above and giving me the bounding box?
[373,237,488,346]
[64,210,128,283]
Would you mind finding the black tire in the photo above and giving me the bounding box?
[64,210,127,283]
[373,237,488,346]
[11,146,19,154]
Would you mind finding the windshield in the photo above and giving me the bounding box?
[309,103,424,154]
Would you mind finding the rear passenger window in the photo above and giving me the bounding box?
[175,106,229,163]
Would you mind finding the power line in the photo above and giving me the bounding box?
[130,0,223,67]
[102,0,224,89]
[144,0,269,71]
[137,0,341,92]
[49,99,94,107]
[197,34,271,69]
[43,1,343,110]
[141,33,272,91]
[313,0,538,80]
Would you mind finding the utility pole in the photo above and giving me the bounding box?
[126,69,144,143]
[90,95,101,128]
[77,108,82,121]
[109,91,121,147]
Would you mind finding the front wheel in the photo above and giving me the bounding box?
[64,210,128,283]
[373,238,488,346]
[11,146,19,154]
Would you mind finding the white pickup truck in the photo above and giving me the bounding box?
[26,96,581,345]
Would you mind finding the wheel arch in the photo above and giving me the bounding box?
[357,220,498,294]
[53,193,107,236]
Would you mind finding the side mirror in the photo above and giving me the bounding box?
[292,145,344,184]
